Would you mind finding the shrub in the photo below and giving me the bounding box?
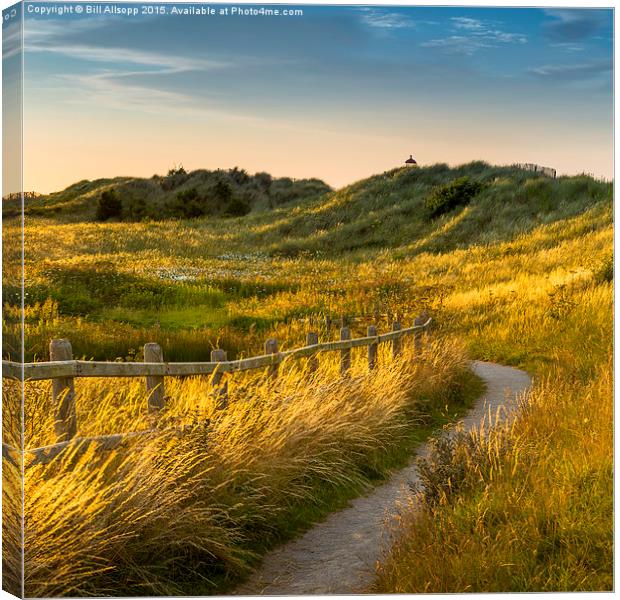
[96,190,122,221]
[226,197,251,217]
[125,196,148,221]
[172,188,209,218]
[213,180,233,204]
[425,177,484,219]
[160,165,189,191]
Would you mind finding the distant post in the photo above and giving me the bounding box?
[392,320,402,359]
[340,327,351,376]
[49,339,77,442]
[265,338,279,380]
[367,325,378,371]
[306,332,319,374]
[144,342,165,412]
[210,349,228,410]
[414,313,427,355]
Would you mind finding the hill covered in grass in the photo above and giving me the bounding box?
[3,161,611,364]
[2,160,613,594]
[7,166,331,222]
[242,161,611,257]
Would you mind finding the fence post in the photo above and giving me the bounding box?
[306,332,319,374]
[265,338,279,380]
[210,349,228,410]
[144,342,165,412]
[392,320,402,359]
[367,325,378,371]
[49,339,77,442]
[340,326,351,376]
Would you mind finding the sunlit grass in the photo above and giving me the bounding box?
[19,340,471,596]
[2,163,612,594]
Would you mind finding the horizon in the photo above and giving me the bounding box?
[2,3,614,195]
[5,157,616,198]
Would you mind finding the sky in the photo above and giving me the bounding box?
[2,2,614,194]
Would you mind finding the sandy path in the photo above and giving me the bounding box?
[234,361,532,596]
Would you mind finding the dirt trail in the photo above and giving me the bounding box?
[234,361,532,596]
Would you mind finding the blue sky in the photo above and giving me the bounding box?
[3,3,614,193]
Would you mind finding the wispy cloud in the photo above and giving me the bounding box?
[543,9,609,42]
[421,35,491,55]
[451,17,485,31]
[24,19,226,73]
[529,58,612,80]
[358,8,415,29]
[549,42,585,53]
[26,42,227,73]
[2,20,22,60]
[421,17,526,55]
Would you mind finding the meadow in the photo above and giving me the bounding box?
[1,162,613,595]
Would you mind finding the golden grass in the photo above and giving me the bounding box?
[17,340,469,596]
[373,265,612,590]
[2,168,612,594]
[375,361,612,592]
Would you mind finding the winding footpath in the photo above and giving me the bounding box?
[234,361,532,596]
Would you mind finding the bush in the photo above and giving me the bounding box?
[425,177,484,219]
[225,197,251,217]
[172,188,209,218]
[213,180,233,204]
[96,190,122,221]
[160,165,189,191]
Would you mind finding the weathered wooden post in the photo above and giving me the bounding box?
[144,342,165,412]
[265,338,279,380]
[306,332,319,374]
[373,306,381,325]
[49,339,77,442]
[392,320,402,359]
[367,325,378,371]
[340,326,351,376]
[210,349,228,410]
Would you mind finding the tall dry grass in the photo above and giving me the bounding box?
[373,264,612,590]
[20,338,469,596]
[375,361,612,592]
[3,165,611,594]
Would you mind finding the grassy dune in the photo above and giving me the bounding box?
[2,162,613,594]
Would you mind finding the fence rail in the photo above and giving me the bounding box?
[2,321,429,381]
[2,315,432,460]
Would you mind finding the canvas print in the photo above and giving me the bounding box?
[1,1,613,596]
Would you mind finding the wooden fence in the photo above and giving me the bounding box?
[514,163,557,179]
[2,315,432,465]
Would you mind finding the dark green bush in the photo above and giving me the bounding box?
[172,188,210,218]
[225,197,251,217]
[425,177,485,219]
[96,190,122,221]
[89,169,330,222]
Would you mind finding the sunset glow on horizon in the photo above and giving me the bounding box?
[3,3,614,194]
